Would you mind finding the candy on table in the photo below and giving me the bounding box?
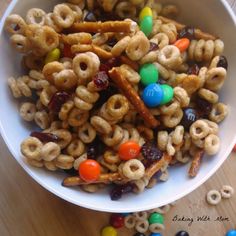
[175,230,189,236]
[133,233,146,236]
[233,144,236,152]
[118,141,141,161]
[148,213,164,225]
[226,230,236,236]
[139,7,153,37]
[142,83,164,107]
[149,233,162,236]
[45,48,61,64]
[110,213,125,229]
[101,226,117,236]
[140,63,159,86]
[78,159,101,182]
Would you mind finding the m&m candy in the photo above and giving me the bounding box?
[142,83,164,107]
[140,15,153,37]
[45,48,61,64]
[160,84,174,105]
[140,63,159,86]
[226,230,236,236]
[148,213,164,225]
[101,226,117,236]
[139,6,153,21]
[118,141,141,161]
[79,159,101,182]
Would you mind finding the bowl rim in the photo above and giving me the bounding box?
[0,0,236,213]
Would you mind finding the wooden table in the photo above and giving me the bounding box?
[1,1,236,236]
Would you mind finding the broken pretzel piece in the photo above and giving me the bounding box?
[60,33,92,45]
[68,21,132,33]
[188,150,204,178]
[158,16,217,41]
[62,172,122,186]
[109,67,160,128]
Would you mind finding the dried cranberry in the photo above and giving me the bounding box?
[178,26,195,40]
[107,57,120,68]
[187,63,200,75]
[149,42,159,52]
[110,214,124,228]
[87,136,105,159]
[110,183,135,201]
[63,43,74,58]
[63,168,78,176]
[181,107,199,130]
[30,131,59,143]
[93,71,109,90]
[195,96,213,116]
[141,142,163,161]
[84,12,97,22]
[217,55,228,70]
[48,92,70,112]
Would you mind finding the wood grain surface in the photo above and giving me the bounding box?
[0,1,236,236]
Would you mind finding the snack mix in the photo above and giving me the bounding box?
[5,0,228,200]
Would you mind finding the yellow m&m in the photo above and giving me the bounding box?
[139,6,153,22]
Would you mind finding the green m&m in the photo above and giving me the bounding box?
[140,63,159,86]
[140,15,153,37]
[160,84,174,105]
[148,212,164,225]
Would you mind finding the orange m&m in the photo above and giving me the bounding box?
[174,38,190,53]
[79,159,101,182]
[118,141,141,161]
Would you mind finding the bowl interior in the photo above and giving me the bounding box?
[0,0,236,212]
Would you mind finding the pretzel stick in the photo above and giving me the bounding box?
[145,153,172,180]
[60,33,92,45]
[157,16,217,41]
[188,150,204,178]
[62,172,122,186]
[109,68,160,128]
[68,21,132,33]
[92,45,113,59]
[119,55,139,71]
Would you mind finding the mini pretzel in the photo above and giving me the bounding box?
[68,21,132,33]
[119,55,139,71]
[188,150,204,177]
[108,68,160,128]
[61,33,92,45]
[62,172,122,186]
[157,16,217,41]
[91,45,113,59]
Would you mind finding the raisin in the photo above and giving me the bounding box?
[48,91,70,112]
[93,71,109,90]
[149,42,159,52]
[30,131,59,143]
[110,183,135,201]
[195,96,213,116]
[141,142,163,161]
[63,168,78,176]
[87,136,106,159]
[178,26,195,40]
[217,55,228,70]
[187,63,200,75]
[84,12,97,22]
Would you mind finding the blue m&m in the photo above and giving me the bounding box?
[226,230,236,236]
[149,233,162,236]
[142,83,164,107]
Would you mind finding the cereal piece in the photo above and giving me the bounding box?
[21,137,43,160]
[126,31,150,61]
[175,151,191,164]
[172,125,184,145]
[10,34,30,53]
[104,150,120,164]
[115,2,136,19]
[20,102,36,122]
[27,159,44,168]
[59,101,74,121]
[34,111,50,129]
[51,129,72,149]
[157,131,168,151]
[206,190,222,205]
[198,88,219,104]
[160,100,180,115]
[220,185,234,199]
[120,64,140,85]
[122,159,145,180]
[124,215,136,229]
[182,75,202,95]
[69,21,132,33]
[53,4,75,28]
[157,16,217,40]
[159,169,169,182]
[73,153,87,170]
[209,103,228,123]
[54,69,78,90]
[45,13,62,32]
[66,139,85,158]
[162,108,183,128]
[160,23,177,44]
[157,45,182,69]
[119,55,139,72]
[188,150,204,177]
[135,220,149,233]
[41,142,61,162]
[204,134,220,155]
[102,125,124,147]
[111,36,130,57]
[151,33,169,49]
[149,223,165,233]
[8,77,22,98]
[205,67,227,91]
[4,14,27,35]
[55,154,74,169]
[65,3,83,22]
[26,8,46,26]
[109,68,160,128]
[81,184,100,193]
[133,212,148,221]
[190,120,209,140]
[78,122,96,143]
[90,116,112,135]
[73,52,100,84]
[68,108,89,127]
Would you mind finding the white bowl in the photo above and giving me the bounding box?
[0,0,236,213]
